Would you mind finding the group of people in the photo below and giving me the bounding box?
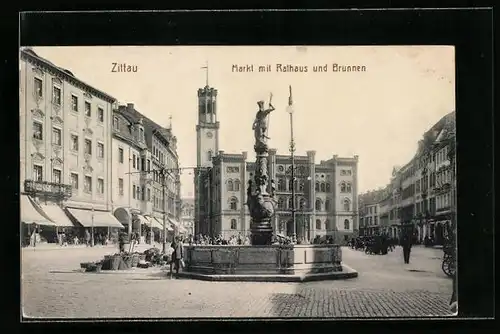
[349,235,398,255]
[191,234,251,246]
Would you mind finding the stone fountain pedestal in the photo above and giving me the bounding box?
[178,244,358,282]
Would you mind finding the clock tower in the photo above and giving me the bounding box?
[196,85,220,167]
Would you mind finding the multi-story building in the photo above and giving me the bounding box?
[20,48,124,241]
[180,198,195,237]
[115,103,182,240]
[194,83,359,242]
[358,188,389,236]
[363,111,455,244]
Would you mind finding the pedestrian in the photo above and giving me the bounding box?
[170,236,184,279]
[118,231,126,253]
[449,271,458,313]
[85,229,91,247]
[402,234,412,264]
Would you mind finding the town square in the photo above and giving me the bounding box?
[20,46,456,319]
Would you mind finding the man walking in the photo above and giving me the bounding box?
[401,233,412,264]
[85,229,91,247]
[170,236,184,279]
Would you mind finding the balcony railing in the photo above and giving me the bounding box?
[24,180,72,199]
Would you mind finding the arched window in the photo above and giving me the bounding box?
[315,199,322,211]
[320,183,326,192]
[230,197,238,210]
[326,183,331,192]
[234,179,240,191]
[340,182,346,192]
[227,180,234,191]
[288,178,294,191]
[316,219,322,230]
[207,150,213,162]
[325,199,330,211]
[299,198,306,209]
[277,178,285,191]
[278,197,285,209]
[325,219,330,230]
[288,197,294,209]
[346,182,352,192]
[343,198,351,211]
[315,182,319,191]
[230,219,237,230]
[344,219,350,230]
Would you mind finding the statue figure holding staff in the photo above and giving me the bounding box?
[252,93,275,148]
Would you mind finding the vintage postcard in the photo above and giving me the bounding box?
[20,45,456,319]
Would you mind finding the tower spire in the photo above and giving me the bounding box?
[201,61,209,87]
[169,115,172,129]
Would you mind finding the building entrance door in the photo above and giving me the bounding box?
[286,219,294,237]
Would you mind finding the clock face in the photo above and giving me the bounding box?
[206,132,213,138]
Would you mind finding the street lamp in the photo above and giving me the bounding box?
[286,85,297,238]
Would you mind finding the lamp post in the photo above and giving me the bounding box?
[287,85,296,238]
[160,168,168,253]
[91,206,95,247]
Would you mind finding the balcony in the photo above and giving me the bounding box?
[24,180,72,199]
[140,171,152,184]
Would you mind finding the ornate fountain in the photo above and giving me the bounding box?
[180,92,357,282]
[246,98,277,245]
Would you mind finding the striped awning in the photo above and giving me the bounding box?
[38,204,75,227]
[167,216,180,228]
[67,208,124,228]
[20,195,56,226]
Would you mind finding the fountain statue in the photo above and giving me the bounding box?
[247,96,277,245]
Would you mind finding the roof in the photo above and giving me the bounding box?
[359,187,390,206]
[20,48,116,103]
[118,105,177,157]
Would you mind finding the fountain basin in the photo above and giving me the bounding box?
[179,244,358,282]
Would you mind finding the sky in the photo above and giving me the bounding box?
[30,46,455,199]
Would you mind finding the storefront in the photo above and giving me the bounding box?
[67,207,124,245]
[20,194,56,246]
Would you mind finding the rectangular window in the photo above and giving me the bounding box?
[85,101,91,117]
[52,127,61,146]
[84,176,92,193]
[33,164,43,181]
[118,178,124,195]
[98,107,104,122]
[71,95,78,111]
[52,169,61,183]
[34,78,43,97]
[113,116,119,129]
[141,187,145,201]
[97,178,104,194]
[136,157,140,170]
[132,154,136,168]
[52,86,61,105]
[70,134,79,151]
[118,148,124,163]
[133,185,136,199]
[85,139,92,155]
[97,142,104,158]
[147,188,151,201]
[33,121,43,140]
[141,158,145,171]
[147,159,151,171]
[71,173,79,189]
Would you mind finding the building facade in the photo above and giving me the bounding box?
[193,84,359,242]
[359,111,455,245]
[20,48,122,236]
[114,103,182,239]
[181,198,195,237]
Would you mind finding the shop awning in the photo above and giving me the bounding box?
[20,195,56,226]
[39,204,75,227]
[152,217,173,231]
[67,208,124,228]
[167,216,180,228]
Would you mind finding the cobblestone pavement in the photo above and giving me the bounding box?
[21,245,453,318]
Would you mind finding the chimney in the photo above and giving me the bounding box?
[127,103,134,112]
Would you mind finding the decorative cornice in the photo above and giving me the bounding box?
[31,152,45,162]
[51,115,63,125]
[52,77,62,85]
[83,92,93,99]
[22,50,116,103]
[32,66,44,77]
[31,108,44,120]
[51,157,64,167]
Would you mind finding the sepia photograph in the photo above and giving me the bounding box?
[20,45,457,319]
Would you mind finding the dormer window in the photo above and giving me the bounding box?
[140,128,144,142]
[113,116,119,130]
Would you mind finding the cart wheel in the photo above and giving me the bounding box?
[442,257,454,277]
